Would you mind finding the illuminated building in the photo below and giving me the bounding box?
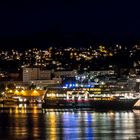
[23,67,51,83]
[54,70,77,78]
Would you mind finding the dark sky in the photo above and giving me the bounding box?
[0,0,140,48]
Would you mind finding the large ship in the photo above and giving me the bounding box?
[42,87,139,110]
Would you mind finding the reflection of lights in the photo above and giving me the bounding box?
[78,111,81,115]
[48,112,57,140]
[128,112,133,118]
[19,104,22,108]
[21,106,25,113]
[24,104,27,108]
[84,111,88,117]
[15,106,19,114]
[10,108,12,113]
[33,106,37,114]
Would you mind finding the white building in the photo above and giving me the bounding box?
[38,70,51,80]
[54,70,77,78]
[90,70,114,76]
[30,78,62,87]
[23,68,78,86]
[23,68,51,83]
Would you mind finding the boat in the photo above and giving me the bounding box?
[42,87,139,110]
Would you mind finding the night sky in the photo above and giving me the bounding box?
[0,0,140,49]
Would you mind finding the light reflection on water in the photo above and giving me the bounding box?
[0,105,139,140]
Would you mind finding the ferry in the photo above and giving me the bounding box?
[42,87,139,110]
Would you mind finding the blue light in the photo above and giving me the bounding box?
[65,84,68,87]
[64,82,94,88]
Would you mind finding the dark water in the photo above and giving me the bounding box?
[0,105,140,140]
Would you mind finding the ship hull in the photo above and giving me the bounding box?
[42,99,138,110]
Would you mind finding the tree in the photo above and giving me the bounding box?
[7,83,16,90]
[29,83,36,90]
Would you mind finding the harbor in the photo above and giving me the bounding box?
[0,104,140,140]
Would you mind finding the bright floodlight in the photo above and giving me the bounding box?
[136,79,140,82]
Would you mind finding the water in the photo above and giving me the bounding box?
[0,104,140,140]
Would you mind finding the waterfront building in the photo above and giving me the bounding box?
[89,70,115,76]
[54,70,77,78]
[23,67,51,83]
[30,78,62,87]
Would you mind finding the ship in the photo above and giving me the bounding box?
[42,87,139,110]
